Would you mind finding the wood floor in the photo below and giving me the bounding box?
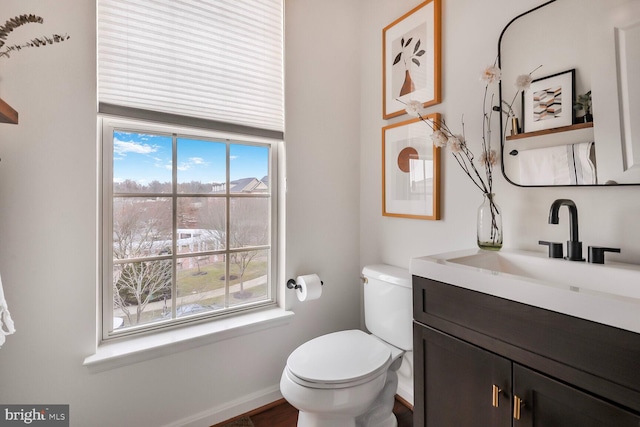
[215,397,413,427]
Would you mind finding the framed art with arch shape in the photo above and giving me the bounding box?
[382,114,441,220]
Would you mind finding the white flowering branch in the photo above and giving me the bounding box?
[404,62,501,197]
[404,62,540,195]
[499,65,541,139]
[402,60,539,245]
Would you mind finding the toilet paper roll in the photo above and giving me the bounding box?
[296,274,322,302]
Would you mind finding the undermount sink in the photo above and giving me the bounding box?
[410,249,640,334]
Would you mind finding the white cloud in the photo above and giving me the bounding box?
[114,139,159,156]
[175,157,210,172]
[189,157,206,165]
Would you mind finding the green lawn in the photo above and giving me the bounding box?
[176,259,267,296]
[118,258,269,328]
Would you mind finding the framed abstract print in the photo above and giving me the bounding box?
[382,114,441,220]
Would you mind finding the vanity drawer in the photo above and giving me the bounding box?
[412,275,640,413]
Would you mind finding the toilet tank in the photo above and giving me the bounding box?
[362,264,413,351]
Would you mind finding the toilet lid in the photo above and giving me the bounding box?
[286,330,391,385]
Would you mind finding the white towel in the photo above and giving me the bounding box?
[518,142,596,185]
[0,273,16,348]
[572,141,597,185]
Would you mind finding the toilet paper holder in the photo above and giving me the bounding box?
[286,278,324,291]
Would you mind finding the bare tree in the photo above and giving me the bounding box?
[111,180,269,325]
[114,259,171,325]
[112,197,172,326]
[229,197,268,297]
[113,197,172,257]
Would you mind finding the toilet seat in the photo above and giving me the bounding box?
[285,330,391,389]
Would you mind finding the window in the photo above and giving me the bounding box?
[97,0,283,340]
[102,120,279,338]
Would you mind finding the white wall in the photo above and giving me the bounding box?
[359,0,640,269]
[2,0,640,426]
[358,0,640,404]
[0,0,361,426]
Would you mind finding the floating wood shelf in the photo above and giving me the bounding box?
[0,97,19,124]
[506,121,593,141]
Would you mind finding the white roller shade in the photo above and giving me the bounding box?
[98,0,284,135]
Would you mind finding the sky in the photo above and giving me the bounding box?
[113,131,269,185]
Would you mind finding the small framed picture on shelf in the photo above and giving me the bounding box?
[382,114,441,220]
[521,69,575,133]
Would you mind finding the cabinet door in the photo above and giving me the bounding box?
[513,364,640,426]
[414,324,512,427]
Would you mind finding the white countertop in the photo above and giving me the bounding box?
[410,248,640,334]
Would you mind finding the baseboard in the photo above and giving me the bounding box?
[210,399,287,427]
[396,382,414,407]
[161,385,283,427]
[162,383,412,426]
[395,393,414,411]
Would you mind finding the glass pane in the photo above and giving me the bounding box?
[229,249,269,307]
[177,197,226,254]
[177,138,227,194]
[113,197,172,260]
[229,144,269,193]
[113,131,173,193]
[113,259,172,329]
[229,198,269,249]
[176,255,226,317]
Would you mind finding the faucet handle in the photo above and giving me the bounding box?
[588,246,621,264]
[538,240,563,258]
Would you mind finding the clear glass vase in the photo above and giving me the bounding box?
[477,193,503,250]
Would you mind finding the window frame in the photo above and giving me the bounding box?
[100,117,280,342]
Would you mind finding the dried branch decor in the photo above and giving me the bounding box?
[0,14,70,59]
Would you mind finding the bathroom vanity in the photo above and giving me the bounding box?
[410,249,640,426]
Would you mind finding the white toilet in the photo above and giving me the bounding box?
[280,264,412,427]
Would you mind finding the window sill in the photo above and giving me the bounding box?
[83,307,294,373]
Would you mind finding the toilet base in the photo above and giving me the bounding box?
[292,359,402,427]
[355,365,399,427]
[297,412,357,427]
[296,412,397,427]
[361,414,397,427]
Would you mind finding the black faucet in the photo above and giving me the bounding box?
[548,199,584,261]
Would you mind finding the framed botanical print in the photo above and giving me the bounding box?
[383,0,442,119]
[382,114,441,220]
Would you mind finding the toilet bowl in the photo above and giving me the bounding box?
[280,329,404,427]
[280,265,412,427]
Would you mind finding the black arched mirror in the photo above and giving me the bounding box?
[499,0,640,186]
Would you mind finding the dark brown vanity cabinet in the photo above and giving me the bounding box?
[413,276,640,426]
[416,325,512,426]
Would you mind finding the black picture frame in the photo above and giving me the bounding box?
[521,69,575,133]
